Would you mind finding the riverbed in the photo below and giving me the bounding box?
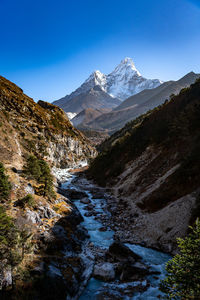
[58,169,171,299]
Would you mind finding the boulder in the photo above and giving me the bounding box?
[26,210,41,224]
[120,262,149,281]
[0,262,12,290]
[38,206,60,219]
[80,198,91,204]
[58,188,87,200]
[93,262,115,281]
[107,242,141,263]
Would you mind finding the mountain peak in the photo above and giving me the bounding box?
[121,57,135,65]
[111,57,141,77]
[54,57,162,105]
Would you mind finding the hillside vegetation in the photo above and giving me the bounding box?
[0,76,96,298]
[88,78,200,213]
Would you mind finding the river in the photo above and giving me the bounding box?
[55,167,171,299]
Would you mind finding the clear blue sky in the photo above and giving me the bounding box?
[0,0,200,102]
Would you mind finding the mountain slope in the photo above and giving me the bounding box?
[0,75,96,168]
[0,76,97,298]
[87,72,200,134]
[53,57,162,113]
[87,78,200,252]
[55,85,120,114]
[71,107,111,127]
[116,71,199,111]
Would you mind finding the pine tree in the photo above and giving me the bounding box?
[160,219,200,299]
[0,162,11,200]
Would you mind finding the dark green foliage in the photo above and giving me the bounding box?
[88,78,200,188]
[38,160,55,198]
[0,206,19,266]
[23,156,55,198]
[14,194,36,208]
[160,219,200,299]
[0,205,16,246]
[24,155,41,181]
[0,162,11,200]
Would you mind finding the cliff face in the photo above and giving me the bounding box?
[0,76,96,298]
[88,78,200,253]
[0,76,96,169]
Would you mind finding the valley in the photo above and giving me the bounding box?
[0,68,200,299]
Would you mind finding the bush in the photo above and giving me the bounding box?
[14,194,36,208]
[23,156,55,198]
[0,162,11,201]
[0,206,19,265]
[160,219,200,299]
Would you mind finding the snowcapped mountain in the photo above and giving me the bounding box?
[106,57,162,100]
[53,57,162,112]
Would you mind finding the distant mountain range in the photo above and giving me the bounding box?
[53,57,162,113]
[76,71,200,134]
[53,58,199,135]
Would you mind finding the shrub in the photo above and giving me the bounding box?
[14,194,36,208]
[0,162,11,201]
[23,156,55,198]
[23,155,41,181]
[0,206,19,265]
[160,219,200,299]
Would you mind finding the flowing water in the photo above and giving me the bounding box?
[61,171,171,299]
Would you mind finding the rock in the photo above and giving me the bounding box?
[26,210,41,224]
[38,206,60,219]
[58,188,88,200]
[93,262,115,281]
[58,205,83,227]
[99,226,107,232]
[92,190,105,199]
[107,242,141,262]
[85,204,94,210]
[0,262,12,290]
[80,198,91,204]
[25,183,35,194]
[84,212,93,217]
[120,262,149,281]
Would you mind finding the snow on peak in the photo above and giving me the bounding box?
[67,57,162,101]
[111,57,141,77]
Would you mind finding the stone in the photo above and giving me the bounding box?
[38,206,60,219]
[99,226,107,232]
[58,188,88,200]
[93,262,115,281]
[26,210,41,224]
[107,242,141,262]
[0,262,12,290]
[80,198,91,204]
[120,262,149,281]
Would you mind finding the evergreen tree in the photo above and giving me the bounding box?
[23,155,41,181]
[23,156,55,198]
[160,219,200,299]
[0,206,19,266]
[0,162,11,200]
[38,159,55,197]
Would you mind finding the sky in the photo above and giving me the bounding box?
[0,0,200,102]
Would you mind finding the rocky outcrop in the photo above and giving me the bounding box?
[0,76,96,169]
